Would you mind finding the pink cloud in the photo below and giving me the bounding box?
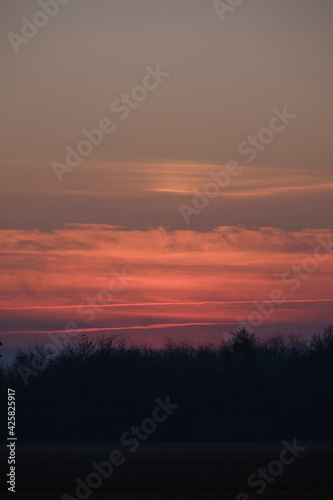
[0,225,332,346]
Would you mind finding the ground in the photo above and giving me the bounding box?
[1,442,332,499]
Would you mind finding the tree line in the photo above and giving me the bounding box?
[1,326,332,442]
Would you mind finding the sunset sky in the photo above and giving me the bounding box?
[1,0,332,354]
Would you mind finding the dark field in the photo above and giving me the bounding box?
[1,442,333,500]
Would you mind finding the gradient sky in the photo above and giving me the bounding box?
[1,0,332,353]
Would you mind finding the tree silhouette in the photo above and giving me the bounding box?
[1,326,333,442]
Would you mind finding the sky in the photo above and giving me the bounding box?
[1,0,332,354]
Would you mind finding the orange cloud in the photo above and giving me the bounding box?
[0,225,332,347]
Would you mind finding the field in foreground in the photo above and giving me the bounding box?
[1,442,333,499]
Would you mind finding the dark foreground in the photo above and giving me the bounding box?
[1,442,333,500]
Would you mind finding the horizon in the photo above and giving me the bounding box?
[1,0,332,359]
[1,2,333,498]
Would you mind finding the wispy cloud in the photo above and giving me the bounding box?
[0,225,332,346]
